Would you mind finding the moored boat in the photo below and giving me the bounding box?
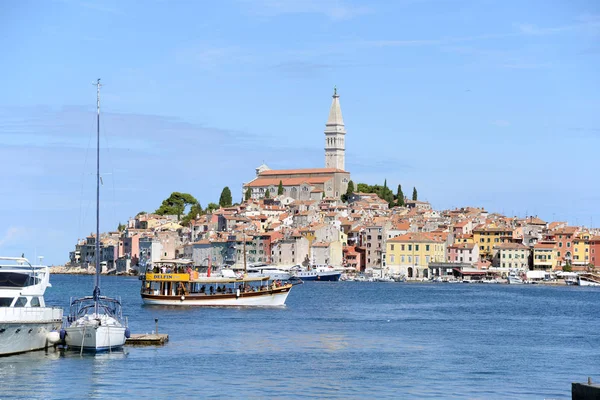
[0,257,63,356]
[246,263,292,281]
[63,80,129,352]
[290,265,341,281]
[140,267,293,306]
[577,273,600,287]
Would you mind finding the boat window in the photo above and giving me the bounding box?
[0,272,31,287]
[0,297,13,307]
[14,297,27,307]
[30,297,41,307]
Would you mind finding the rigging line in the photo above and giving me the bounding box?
[77,109,96,249]
[101,113,118,231]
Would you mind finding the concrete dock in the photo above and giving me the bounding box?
[572,379,600,400]
[125,333,169,346]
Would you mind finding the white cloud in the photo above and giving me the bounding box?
[0,227,29,247]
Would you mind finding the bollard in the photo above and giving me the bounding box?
[155,318,159,335]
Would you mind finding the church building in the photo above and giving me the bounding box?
[243,88,351,200]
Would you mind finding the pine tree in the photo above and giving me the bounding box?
[342,180,355,202]
[219,187,233,207]
[412,187,418,201]
[396,184,405,207]
[244,187,251,201]
[265,189,270,199]
[277,180,284,195]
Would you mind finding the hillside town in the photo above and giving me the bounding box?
[64,88,600,280]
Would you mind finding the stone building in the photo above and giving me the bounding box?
[243,88,350,200]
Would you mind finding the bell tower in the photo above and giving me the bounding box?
[324,87,346,170]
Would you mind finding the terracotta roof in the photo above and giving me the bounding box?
[494,243,529,250]
[246,176,333,188]
[534,243,556,249]
[449,243,476,250]
[259,168,346,176]
[388,232,445,243]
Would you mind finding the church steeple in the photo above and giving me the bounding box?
[324,86,346,170]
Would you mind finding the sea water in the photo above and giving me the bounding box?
[1,275,599,399]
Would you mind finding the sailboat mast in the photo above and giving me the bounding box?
[93,78,101,313]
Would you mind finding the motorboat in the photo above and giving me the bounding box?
[0,257,63,356]
[507,274,525,284]
[246,263,292,281]
[289,264,341,281]
[63,80,129,352]
[577,273,600,287]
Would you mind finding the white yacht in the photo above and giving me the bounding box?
[63,79,129,352]
[507,274,525,284]
[0,257,63,356]
[246,263,292,281]
[577,273,600,287]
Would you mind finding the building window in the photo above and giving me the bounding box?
[401,245,405,251]
[415,245,419,251]
[567,242,571,247]
[391,244,395,251]
[426,245,430,251]
[408,245,412,251]
[390,255,395,263]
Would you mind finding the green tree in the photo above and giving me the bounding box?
[562,262,573,272]
[117,222,126,232]
[136,211,147,217]
[412,187,418,201]
[277,180,284,196]
[155,192,198,220]
[342,180,355,202]
[244,187,252,201]
[396,184,405,207]
[382,179,394,206]
[264,189,270,199]
[181,202,203,226]
[207,202,219,213]
[356,183,370,193]
[219,186,233,207]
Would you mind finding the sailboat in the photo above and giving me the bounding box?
[63,79,130,352]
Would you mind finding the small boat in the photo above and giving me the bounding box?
[577,273,600,287]
[507,274,524,284]
[0,257,63,356]
[246,263,292,281]
[63,80,129,352]
[290,265,341,281]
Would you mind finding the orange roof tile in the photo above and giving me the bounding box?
[259,168,346,176]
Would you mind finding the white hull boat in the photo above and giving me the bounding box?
[63,80,129,353]
[507,275,524,284]
[0,257,63,356]
[142,289,290,306]
[65,314,127,351]
[578,274,600,287]
[246,264,292,281]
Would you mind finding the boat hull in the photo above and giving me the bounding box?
[0,321,62,357]
[141,286,291,306]
[65,325,127,352]
[0,307,63,356]
[578,278,600,287]
[296,272,341,281]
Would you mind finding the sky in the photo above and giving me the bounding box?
[0,0,599,265]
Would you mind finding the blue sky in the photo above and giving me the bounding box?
[0,0,599,264]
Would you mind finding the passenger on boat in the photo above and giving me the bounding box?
[200,285,206,293]
[161,265,167,273]
[209,286,214,295]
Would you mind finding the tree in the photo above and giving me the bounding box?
[264,189,270,199]
[382,179,394,206]
[117,222,126,232]
[412,187,418,201]
[277,180,284,195]
[207,202,219,213]
[562,262,573,272]
[396,184,405,207]
[155,192,198,220]
[181,202,203,226]
[342,180,355,202]
[219,186,233,207]
[244,187,252,201]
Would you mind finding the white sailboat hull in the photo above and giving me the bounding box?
[142,290,290,306]
[65,325,126,351]
[578,278,600,287]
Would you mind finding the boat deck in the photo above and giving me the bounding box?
[125,333,169,346]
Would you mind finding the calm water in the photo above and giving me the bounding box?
[1,276,599,399]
